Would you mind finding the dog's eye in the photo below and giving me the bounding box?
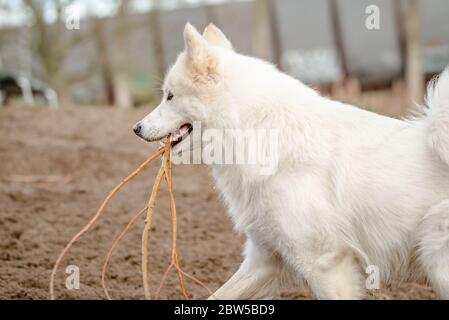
[167,91,174,101]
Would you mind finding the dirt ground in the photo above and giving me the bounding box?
[0,106,437,300]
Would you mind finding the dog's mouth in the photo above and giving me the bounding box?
[170,123,193,146]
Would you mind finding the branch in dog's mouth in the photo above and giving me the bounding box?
[170,123,193,147]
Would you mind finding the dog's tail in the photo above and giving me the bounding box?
[424,67,449,165]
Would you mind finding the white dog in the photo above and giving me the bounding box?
[134,23,449,299]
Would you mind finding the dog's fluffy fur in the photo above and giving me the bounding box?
[136,23,449,299]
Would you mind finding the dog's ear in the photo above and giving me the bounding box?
[202,23,232,50]
[183,22,219,82]
[184,22,206,56]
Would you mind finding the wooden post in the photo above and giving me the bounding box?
[393,0,406,78]
[267,0,282,69]
[253,0,271,61]
[205,4,218,25]
[149,0,166,83]
[404,0,424,104]
[113,0,133,109]
[329,0,349,80]
[93,17,115,105]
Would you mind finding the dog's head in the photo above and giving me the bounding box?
[133,23,235,150]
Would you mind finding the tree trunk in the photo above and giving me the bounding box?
[149,0,166,82]
[113,0,133,109]
[329,0,349,80]
[113,72,132,109]
[93,17,115,105]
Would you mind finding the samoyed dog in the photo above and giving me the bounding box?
[134,23,449,299]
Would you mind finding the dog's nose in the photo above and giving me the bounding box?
[133,122,142,136]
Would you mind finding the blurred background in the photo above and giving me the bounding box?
[0,0,448,114]
[1,0,449,300]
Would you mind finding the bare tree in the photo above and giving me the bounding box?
[112,0,133,109]
[23,0,96,105]
[93,16,115,105]
[149,0,166,82]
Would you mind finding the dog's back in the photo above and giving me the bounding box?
[424,68,449,166]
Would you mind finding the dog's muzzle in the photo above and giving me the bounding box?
[132,121,193,146]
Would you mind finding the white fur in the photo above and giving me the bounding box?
[136,23,449,299]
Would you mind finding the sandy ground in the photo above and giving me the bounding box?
[0,106,436,300]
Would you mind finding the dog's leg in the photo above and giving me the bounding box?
[297,248,365,300]
[208,239,282,300]
[417,200,449,299]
